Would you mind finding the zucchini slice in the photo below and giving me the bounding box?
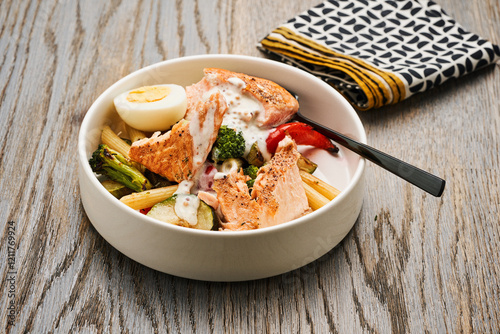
[297,154,318,174]
[101,180,134,198]
[147,194,216,230]
[246,142,265,167]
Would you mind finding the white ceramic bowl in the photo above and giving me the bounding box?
[78,54,366,282]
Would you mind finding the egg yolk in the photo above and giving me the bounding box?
[126,86,171,103]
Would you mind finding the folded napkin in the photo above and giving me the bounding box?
[258,0,500,110]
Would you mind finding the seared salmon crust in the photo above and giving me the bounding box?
[213,136,309,230]
[186,68,299,127]
[129,91,227,183]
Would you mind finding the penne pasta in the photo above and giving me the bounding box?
[120,185,179,210]
[101,125,131,159]
[301,181,329,211]
[101,125,147,172]
[299,170,340,201]
[126,125,147,143]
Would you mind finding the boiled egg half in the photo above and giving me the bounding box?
[113,84,187,132]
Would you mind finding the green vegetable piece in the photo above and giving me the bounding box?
[145,169,173,188]
[120,137,132,145]
[89,144,152,193]
[297,154,318,174]
[243,165,259,179]
[211,126,245,162]
[101,180,134,198]
[243,165,259,188]
[246,142,265,167]
[147,194,216,231]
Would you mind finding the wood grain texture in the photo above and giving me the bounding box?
[0,0,499,333]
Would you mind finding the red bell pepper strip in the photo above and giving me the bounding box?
[140,207,152,215]
[266,122,339,154]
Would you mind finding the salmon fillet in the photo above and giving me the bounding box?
[251,136,310,228]
[129,92,227,183]
[186,68,299,127]
[212,171,261,231]
[213,136,309,230]
[184,76,212,121]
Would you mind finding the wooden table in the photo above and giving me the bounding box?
[1,0,499,332]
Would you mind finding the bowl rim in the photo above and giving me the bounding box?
[78,54,366,237]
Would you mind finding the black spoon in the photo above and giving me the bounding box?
[291,99,446,197]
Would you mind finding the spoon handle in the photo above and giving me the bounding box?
[295,114,446,197]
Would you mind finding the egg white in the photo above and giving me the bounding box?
[113,84,187,132]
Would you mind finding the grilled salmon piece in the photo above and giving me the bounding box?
[186,68,299,127]
[184,76,212,121]
[212,170,261,231]
[251,136,309,228]
[213,136,309,230]
[129,92,227,183]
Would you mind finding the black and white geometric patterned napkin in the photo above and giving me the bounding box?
[258,0,500,110]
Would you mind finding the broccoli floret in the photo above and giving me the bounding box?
[211,126,245,162]
[89,144,152,192]
[243,165,259,188]
[243,165,259,179]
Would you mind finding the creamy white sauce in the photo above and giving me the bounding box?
[173,180,199,226]
[227,77,246,88]
[189,98,217,168]
[212,159,241,179]
[213,172,226,180]
[174,180,193,195]
[216,79,272,162]
[183,77,272,198]
[174,194,200,226]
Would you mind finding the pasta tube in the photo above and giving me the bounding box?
[301,181,330,211]
[299,170,340,201]
[101,125,131,159]
[126,125,147,143]
[120,185,178,210]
